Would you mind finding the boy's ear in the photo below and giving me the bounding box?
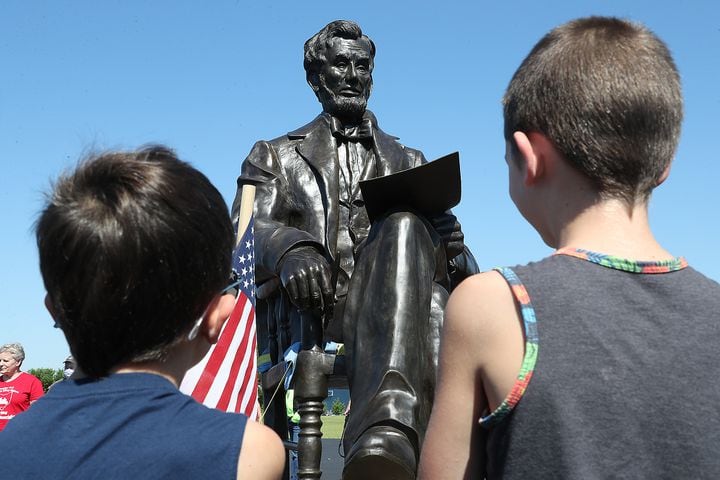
[512,131,554,186]
[657,163,672,186]
[200,293,236,344]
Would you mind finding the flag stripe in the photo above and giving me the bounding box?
[201,299,252,407]
[240,335,257,413]
[230,322,257,413]
[237,338,257,416]
[190,294,246,402]
[238,368,257,414]
[227,344,253,413]
[236,337,257,413]
[216,307,255,411]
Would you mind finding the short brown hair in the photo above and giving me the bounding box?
[36,146,234,377]
[503,16,683,202]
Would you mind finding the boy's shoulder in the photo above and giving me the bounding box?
[445,270,525,405]
[447,270,516,335]
[685,265,720,289]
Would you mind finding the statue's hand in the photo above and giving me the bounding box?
[278,246,334,313]
[430,213,465,260]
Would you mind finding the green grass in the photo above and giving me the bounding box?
[320,415,346,439]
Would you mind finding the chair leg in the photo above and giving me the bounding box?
[297,396,325,479]
[295,349,337,479]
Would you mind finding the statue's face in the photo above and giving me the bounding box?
[315,37,373,121]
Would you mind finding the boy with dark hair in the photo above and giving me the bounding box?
[0,146,284,479]
[419,17,720,479]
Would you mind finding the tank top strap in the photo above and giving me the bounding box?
[479,267,539,428]
[553,247,687,273]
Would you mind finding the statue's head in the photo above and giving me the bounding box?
[304,20,375,122]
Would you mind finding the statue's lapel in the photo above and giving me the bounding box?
[285,112,413,259]
[372,126,412,177]
[292,115,340,260]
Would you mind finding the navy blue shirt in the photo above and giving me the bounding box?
[0,373,248,479]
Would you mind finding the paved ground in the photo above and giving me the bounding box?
[289,438,344,479]
[319,438,345,479]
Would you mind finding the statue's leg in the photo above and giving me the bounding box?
[341,210,448,479]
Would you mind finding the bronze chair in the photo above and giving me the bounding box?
[257,280,345,480]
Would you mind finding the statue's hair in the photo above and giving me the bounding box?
[304,20,376,78]
[504,16,683,203]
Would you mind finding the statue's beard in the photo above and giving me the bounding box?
[317,82,370,122]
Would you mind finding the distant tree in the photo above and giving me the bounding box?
[331,398,345,416]
[28,368,63,392]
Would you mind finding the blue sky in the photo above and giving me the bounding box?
[2,1,718,370]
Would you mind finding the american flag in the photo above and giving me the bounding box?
[180,217,259,418]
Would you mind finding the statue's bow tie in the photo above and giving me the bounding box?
[333,118,373,143]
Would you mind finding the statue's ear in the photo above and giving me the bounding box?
[307,72,320,93]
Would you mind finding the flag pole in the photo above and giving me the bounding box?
[236,185,256,246]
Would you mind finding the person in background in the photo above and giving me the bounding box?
[419,16,720,479]
[0,342,44,431]
[61,355,75,380]
[0,147,284,479]
[48,355,76,390]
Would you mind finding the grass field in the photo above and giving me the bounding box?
[320,415,346,439]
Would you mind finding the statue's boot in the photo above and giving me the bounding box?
[342,424,416,480]
[342,370,419,480]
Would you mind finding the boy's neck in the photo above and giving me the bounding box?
[111,343,200,388]
[112,364,184,387]
[554,197,674,261]
[530,154,674,261]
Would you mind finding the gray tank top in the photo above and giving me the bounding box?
[484,249,720,479]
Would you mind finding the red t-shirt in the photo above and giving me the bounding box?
[0,372,44,431]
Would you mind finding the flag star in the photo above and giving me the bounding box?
[245,240,251,249]
[239,254,246,264]
[243,280,250,289]
[241,267,248,276]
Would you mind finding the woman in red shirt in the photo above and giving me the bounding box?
[0,343,43,431]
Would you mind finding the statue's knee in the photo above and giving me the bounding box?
[365,211,439,260]
[381,210,425,234]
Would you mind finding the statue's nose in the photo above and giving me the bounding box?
[346,64,358,81]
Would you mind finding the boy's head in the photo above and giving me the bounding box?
[36,146,234,378]
[503,16,683,203]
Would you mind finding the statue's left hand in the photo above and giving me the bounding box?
[430,213,465,260]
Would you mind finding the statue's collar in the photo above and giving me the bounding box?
[288,110,378,139]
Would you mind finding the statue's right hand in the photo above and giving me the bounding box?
[278,247,334,313]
